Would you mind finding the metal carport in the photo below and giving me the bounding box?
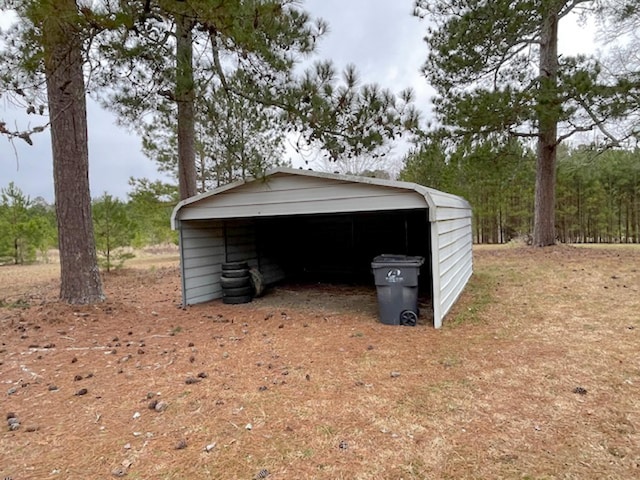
[171,167,472,328]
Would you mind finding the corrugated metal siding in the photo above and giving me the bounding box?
[432,211,473,328]
[176,174,427,220]
[181,219,288,306]
[223,220,286,285]
[181,220,225,305]
[225,221,257,263]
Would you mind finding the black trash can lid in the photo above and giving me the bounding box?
[371,254,425,267]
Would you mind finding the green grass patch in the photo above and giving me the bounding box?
[0,297,30,309]
[447,270,496,327]
[570,243,640,251]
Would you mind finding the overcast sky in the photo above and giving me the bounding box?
[1,1,595,203]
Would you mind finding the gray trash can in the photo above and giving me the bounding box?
[371,254,425,326]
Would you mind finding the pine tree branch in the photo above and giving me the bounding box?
[556,125,596,144]
[207,31,362,144]
[0,121,49,145]
[558,0,593,20]
[508,129,539,139]
[493,40,537,88]
[208,30,230,95]
[574,96,621,146]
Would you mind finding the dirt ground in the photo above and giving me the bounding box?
[1,245,639,479]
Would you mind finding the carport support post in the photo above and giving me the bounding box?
[430,222,442,328]
[177,220,188,307]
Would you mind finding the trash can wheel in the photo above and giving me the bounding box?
[400,310,418,327]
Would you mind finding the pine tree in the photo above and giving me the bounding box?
[92,193,135,272]
[0,0,105,302]
[415,0,636,246]
[141,73,289,191]
[0,183,42,264]
[96,1,419,199]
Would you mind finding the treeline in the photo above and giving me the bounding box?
[401,141,640,244]
[0,180,177,267]
[557,148,640,243]
[0,183,57,264]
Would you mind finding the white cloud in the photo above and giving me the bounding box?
[559,12,597,56]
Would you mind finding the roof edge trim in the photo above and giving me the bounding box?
[171,166,471,228]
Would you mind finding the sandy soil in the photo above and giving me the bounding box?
[1,245,639,479]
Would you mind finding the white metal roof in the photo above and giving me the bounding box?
[171,167,471,228]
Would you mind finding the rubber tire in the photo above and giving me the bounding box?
[222,286,253,297]
[400,310,418,327]
[222,261,248,271]
[221,268,250,279]
[222,294,253,304]
[220,276,250,289]
[249,268,265,297]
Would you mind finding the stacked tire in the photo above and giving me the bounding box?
[221,261,253,304]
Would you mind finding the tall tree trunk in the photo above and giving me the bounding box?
[198,146,206,193]
[176,14,197,200]
[43,0,104,304]
[533,7,559,247]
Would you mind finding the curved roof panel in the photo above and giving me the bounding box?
[171,167,471,228]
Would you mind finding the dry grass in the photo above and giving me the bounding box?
[1,245,639,479]
[0,246,180,302]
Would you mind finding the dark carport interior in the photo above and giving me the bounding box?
[248,208,432,296]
